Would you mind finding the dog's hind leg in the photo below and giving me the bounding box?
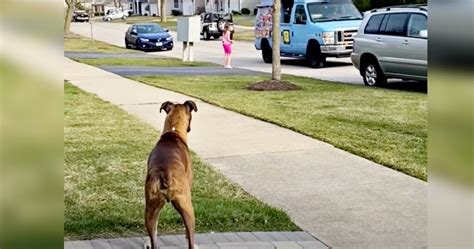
[145,196,165,249]
[171,192,196,249]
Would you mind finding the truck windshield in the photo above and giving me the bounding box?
[307,1,362,22]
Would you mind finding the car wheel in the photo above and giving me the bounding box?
[135,40,142,50]
[362,60,387,87]
[203,30,210,40]
[106,17,112,22]
[306,43,326,68]
[122,15,127,20]
[262,40,272,63]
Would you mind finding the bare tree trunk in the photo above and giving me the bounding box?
[161,0,167,22]
[64,0,76,36]
[271,0,281,81]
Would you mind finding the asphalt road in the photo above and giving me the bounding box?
[71,22,363,84]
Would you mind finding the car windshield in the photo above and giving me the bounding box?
[136,25,164,34]
[307,1,362,22]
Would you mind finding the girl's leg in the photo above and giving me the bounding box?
[228,53,232,67]
[224,54,228,67]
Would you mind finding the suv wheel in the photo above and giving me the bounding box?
[262,40,272,63]
[306,43,326,68]
[106,17,112,22]
[362,60,387,87]
[203,30,210,40]
[217,19,226,32]
[122,15,127,20]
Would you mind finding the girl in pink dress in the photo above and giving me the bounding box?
[222,24,234,69]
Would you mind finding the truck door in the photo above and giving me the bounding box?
[280,5,293,53]
[291,4,308,55]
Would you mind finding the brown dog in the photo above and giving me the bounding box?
[145,100,198,249]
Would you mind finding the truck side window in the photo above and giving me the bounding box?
[282,7,292,23]
[364,14,384,34]
[294,5,307,25]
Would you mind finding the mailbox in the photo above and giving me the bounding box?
[177,16,201,42]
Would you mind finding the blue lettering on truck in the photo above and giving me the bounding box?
[255,0,363,68]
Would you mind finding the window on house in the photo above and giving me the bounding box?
[174,0,179,9]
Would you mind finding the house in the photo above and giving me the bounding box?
[205,0,259,13]
[127,0,159,16]
[128,0,259,16]
[76,0,129,16]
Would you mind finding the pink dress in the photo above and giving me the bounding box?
[222,31,232,55]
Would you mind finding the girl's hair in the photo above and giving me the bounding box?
[224,23,230,31]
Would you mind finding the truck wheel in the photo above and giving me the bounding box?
[362,59,386,87]
[262,41,272,63]
[306,43,326,68]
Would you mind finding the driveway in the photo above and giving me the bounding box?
[71,22,363,84]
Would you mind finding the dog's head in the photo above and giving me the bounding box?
[160,100,198,133]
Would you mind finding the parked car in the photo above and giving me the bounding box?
[200,12,234,40]
[351,5,428,86]
[125,23,173,51]
[72,10,89,22]
[103,9,128,21]
[255,0,363,68]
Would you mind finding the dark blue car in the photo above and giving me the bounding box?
[125,23,173,51]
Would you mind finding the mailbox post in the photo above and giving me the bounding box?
[177,16,200,62]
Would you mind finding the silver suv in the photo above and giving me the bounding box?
[351,5,427,86]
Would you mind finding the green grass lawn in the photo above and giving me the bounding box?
[65,34,215,67]
[64,33,136,53]
[130,75,428,180]
[75,58,215,67]
[233,30,255,42]
[64,83,298,240]
[233,15,255,27]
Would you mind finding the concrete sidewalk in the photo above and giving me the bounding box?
[65,231,326,249]
[64,58,427,248]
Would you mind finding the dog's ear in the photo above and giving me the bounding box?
[159,101,174,114]
[184,100,198,113]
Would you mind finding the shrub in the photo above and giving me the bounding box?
[241,8,251,15]
[253,8,258,15]
[171,10,182,16]
[232,10,242,15]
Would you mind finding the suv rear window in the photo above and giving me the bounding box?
[364,14,384,34]
[380,13,409,36]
